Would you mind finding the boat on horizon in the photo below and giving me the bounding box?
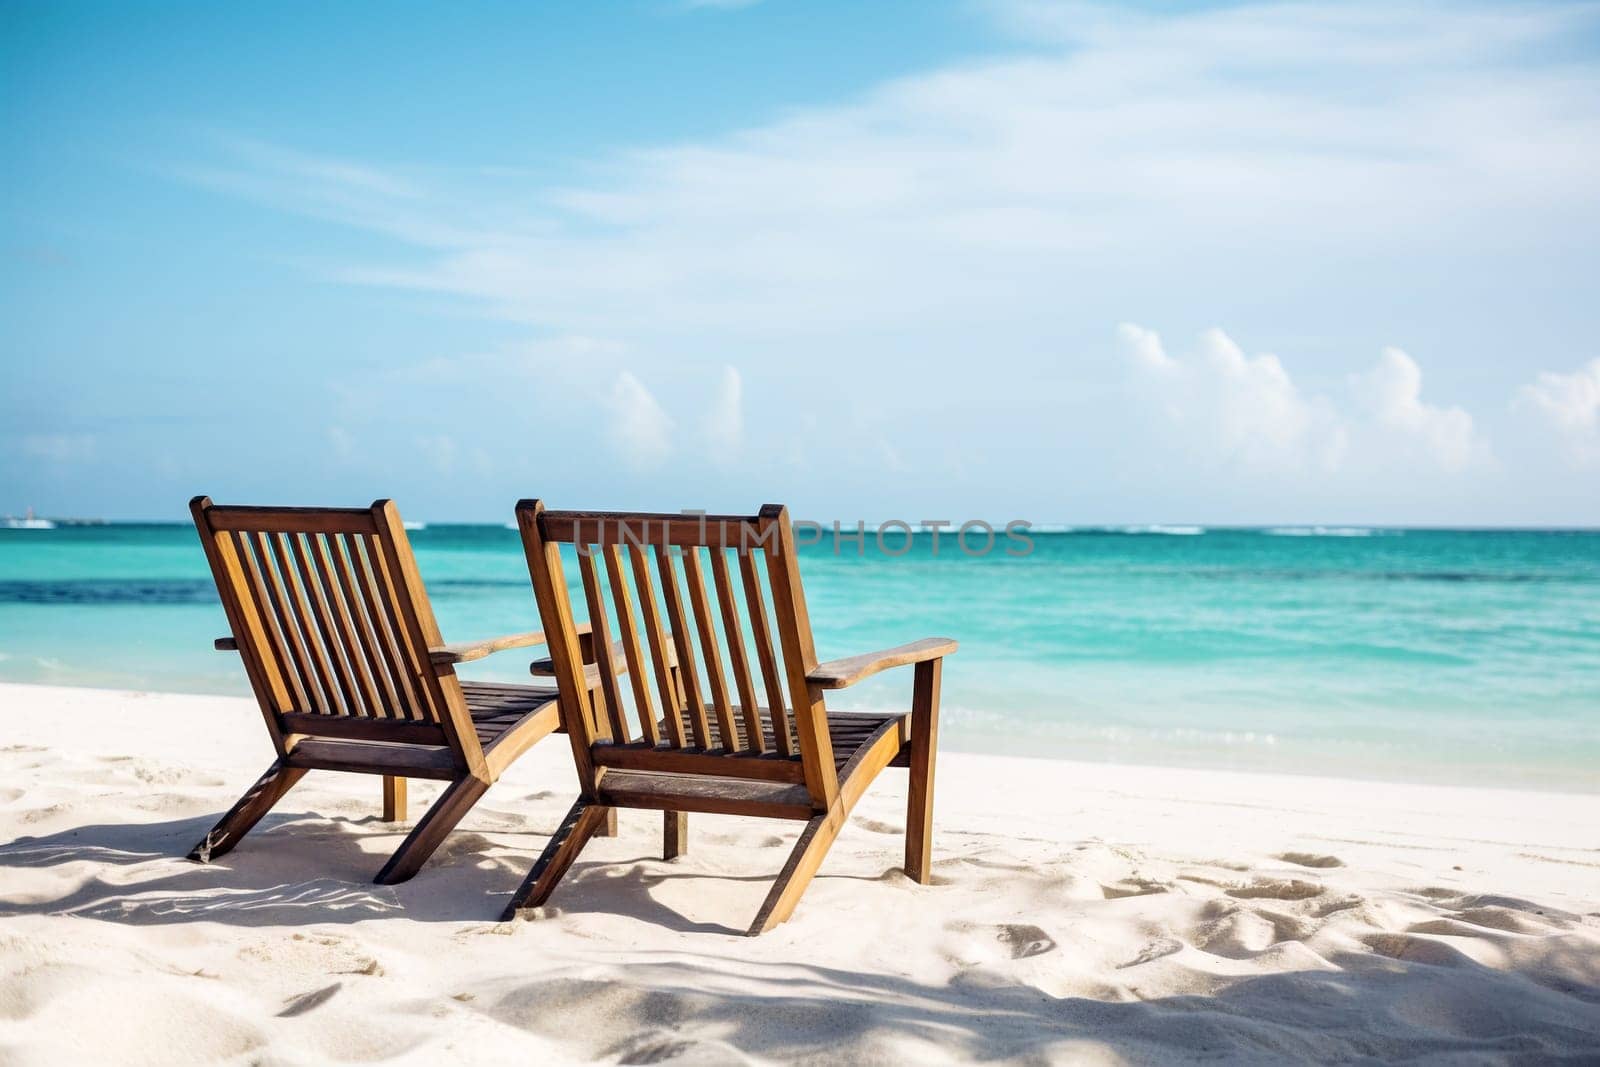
[2,508,56,530]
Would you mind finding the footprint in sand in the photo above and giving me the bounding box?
[1449,893,1575,921]
[1446,906,1558,934]
[956,855,1034,874]
[18,803,70,825]
[996,923,1057,959]
[437,832,498,861]
[1276,851,1344,869]
[1226,878,1324,901]
[338,958,385,977]
[853,818,901,835]
[1311,895,1365,918]
[1361,933,1478,968]
[1117,936,1182,969]
[1101,878,1171,899]
[239,933,380,977]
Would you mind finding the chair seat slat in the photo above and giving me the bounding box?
[655,548,713,748]
[288,532,358,715]
[628,545,686,747]
[230,530,306,713]
[364,532,432,723]
[257,530,330,713]
[710,549,766,754]
[309,533,383,717]
[681,548,741,749]
[352,533,423,720]
[739,550,794,756]
[578,549,631,743]
[332,533,401,718]
[604,545,660,745]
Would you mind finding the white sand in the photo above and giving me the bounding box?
[1,682,1597,1065]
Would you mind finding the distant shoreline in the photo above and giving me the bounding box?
[5,526,1596,795]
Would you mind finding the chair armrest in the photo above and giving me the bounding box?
[807,638,957,690]
[214,637,238,652]
[531,633,678,678]
[429,630,546,666]
[429,621,595,667]
[531,660,608,686]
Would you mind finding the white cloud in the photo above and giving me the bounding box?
[1116,322,1175,373]
[705,365,743,459]
[1515,358,1600,467]
[606,371,673,469]
[21,434,96,463]
[1351,347,1487,473]
[1120,325,1345,475]
[1121,327,1492,480]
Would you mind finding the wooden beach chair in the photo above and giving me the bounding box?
[190,496,595,884]
[505,501,957,934]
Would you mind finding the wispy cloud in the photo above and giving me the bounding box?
[1516,359,1600,467]
[1120,325,1488,481]
[705,365,743,460]
[605,371,674,469]
[180,2,1600,336]
[1121,325,1345,478]
[1352,348,1488,474]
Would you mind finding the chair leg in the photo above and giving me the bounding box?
[188,758,307,863]
[905,659,941,884]
[373,775,490,885]
[500,799,612,920]
[747,812,842,936]
[596,808,619,838]
[382,775,407,822]
[664,810,688,860]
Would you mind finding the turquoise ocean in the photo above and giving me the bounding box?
[2,524,1596,792]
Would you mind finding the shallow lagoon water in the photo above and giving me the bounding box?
[2,523,1596,791]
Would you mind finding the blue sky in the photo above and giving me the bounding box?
[4,0,1599,524]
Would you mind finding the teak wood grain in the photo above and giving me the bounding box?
[506,499,957,934]
[189,496,574,887]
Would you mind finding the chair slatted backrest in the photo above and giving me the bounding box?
[517,501,840,810]
[191,497,482,769]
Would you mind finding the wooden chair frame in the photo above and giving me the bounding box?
[504,501,956,934]
[190,496,596,884]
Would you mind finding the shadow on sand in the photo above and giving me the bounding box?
[478,949,1600,1062]
[0,809,774,933]
[1,811,491,925]
[4,812,1599,1060]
